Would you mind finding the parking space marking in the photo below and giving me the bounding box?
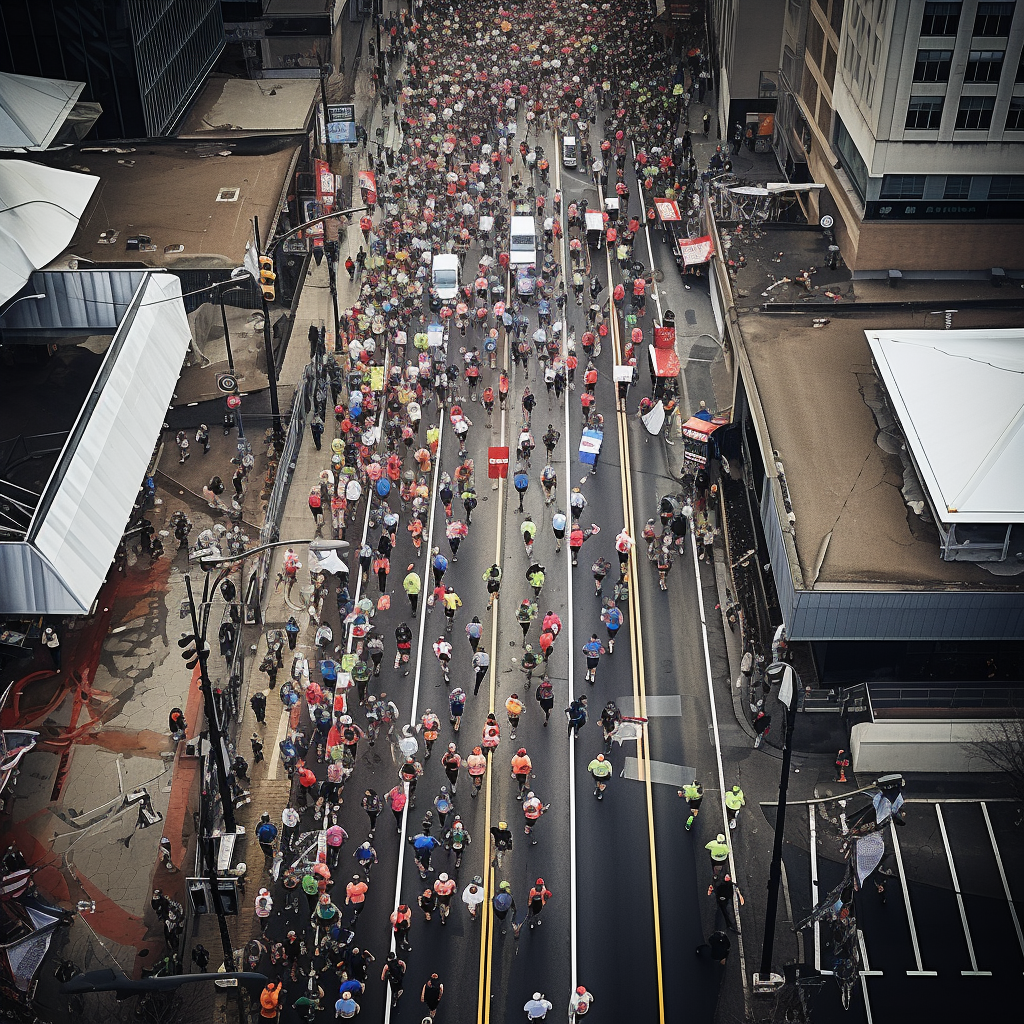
[857,928,883,976]
[935,804,993,976]
[981,801,1024,968]
[890,821,938,975]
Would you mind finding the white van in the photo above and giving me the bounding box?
[509,215,537,268]
[562,135,578,168]
[431,253,460,301]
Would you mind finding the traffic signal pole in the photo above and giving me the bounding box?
[252,215,283,439]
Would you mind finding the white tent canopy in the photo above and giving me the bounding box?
[866,329,1024,524]
[0,273,191,615]
[0,159,98,306]
[0,72,84,150]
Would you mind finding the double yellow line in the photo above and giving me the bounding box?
[604,197,667,1024]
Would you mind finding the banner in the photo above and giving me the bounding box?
[358,169,377,204]
[654,198,681,221]
[677,234,714,265]
[315,159,335,209]
[578,430,603,465]
[487,446,510,479]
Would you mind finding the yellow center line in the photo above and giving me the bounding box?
[604,190,667,1024]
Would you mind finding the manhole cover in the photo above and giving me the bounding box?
[684,309,697,325]
[139,949,150,958]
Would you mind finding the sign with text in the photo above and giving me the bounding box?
[327,121,357,144]
[488,446,510,479]
[327,104,355,123]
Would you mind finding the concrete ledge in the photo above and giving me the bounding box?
[851,718,1006,773]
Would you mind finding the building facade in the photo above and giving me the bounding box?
[0,0,224,140]
[773,0,1024,274]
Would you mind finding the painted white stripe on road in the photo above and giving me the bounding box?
[935,803,992,975]
[267,705,289,781]
[890,821,937,975]
[980,801,1024,967]
[809,805,821,973]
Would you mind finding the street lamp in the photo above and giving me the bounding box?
[754,660,800,993]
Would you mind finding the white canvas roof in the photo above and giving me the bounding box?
[0,159,98,306]
[0,273,191,614]
[0,72,85,150]
[866,329,1024,524]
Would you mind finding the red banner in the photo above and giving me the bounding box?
[315,159,335,209]
[654,198,682,221]
[678,234,715,266]
[488,446,510,479]
[653,325,676,350]
[358,169,377,205]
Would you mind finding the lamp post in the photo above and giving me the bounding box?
[754,661,799,993]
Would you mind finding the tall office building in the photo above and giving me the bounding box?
[0,0,224,140]
[773,0,1024,274]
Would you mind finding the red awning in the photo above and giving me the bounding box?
[649,343,680,378]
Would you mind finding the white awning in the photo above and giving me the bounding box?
[0,274,191,614]
[866,329,1024,524]
[0,72,85,150]
[0,159,98,305]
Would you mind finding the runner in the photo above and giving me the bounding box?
[448,687,466,732]
[432,636,453,682]
[581,634,606,684]
[588,753,612,799]
[490,820,514,869]
[526,878,552,929]
[522,791,550,843]
[510,746,532,799]
[505,693,525,738]
[467,745,487,797]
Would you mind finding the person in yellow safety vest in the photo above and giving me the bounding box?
[588,753,612,799]
[725,785,746,829]
[705,834,730,883]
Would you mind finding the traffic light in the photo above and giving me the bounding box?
[258,255,276,302]
[177,633,209,670]
[186,878,210,915]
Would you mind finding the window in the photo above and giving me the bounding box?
[1016,49,1024,81]
[906,95,944,129]
[944,175,972,198]
[881,175,927,199]
[956,95,995,128]
[965,50,1005,81]
[833,115,868,201]
[914,49,953,80]
[973,2,1014,35]
[988,175,1024,198]
[830,0,846,36]
[921,2,961,35]
[1006,97,1024,129]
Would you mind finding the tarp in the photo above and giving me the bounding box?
[0,273,191,614]
[649,343,680,378]
[0,72,84,150]
[681,416,727,441]
[0,159,98,306]
[866,329,1024,523]
[358,169,377,204]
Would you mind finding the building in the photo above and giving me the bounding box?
[706,216,1024,765]
[708,0,785,145]
[0,0,225,140]
[772,0,1024,275]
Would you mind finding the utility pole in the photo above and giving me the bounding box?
[252,215,283,440]
[754,662,799,992]
[218,287,236,377]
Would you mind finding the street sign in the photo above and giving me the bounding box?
[327,104,355,123]
[217,373,238,394]
[488,446,510,479]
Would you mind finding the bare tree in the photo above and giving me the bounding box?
[973,718,1024,801]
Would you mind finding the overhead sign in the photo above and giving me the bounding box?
[488,446,510,479]
[327,104,355,123]
[327,121,357,144]
[217,373,238,394]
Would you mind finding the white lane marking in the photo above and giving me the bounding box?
[809,805,821,972]
[935,803,992,975]
[858,929,883,976]
[890,821,937,975]
[981,801,1024,965]
[687,524,749,998]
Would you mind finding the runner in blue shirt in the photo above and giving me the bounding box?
[581,635,606,683]
[600,601,623,654]
[432,550,449,587]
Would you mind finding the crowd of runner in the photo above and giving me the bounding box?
[236,1,718,1020]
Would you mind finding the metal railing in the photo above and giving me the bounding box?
[867,684,1024,714]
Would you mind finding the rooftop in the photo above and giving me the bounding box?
[176,75,319,136]
[733,227,1024,591]
[33,139,301,271]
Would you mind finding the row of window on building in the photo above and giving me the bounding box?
[922,1,1016,38]
[878,173,1024,200]
[906,93,1024,129]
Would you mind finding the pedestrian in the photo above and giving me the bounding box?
[463,877,486,918]
[588,753,612,799]
[725,785,746,829]
[525,994,554,1020]
[705,833,730,884]
[391,903,413,950]
[403,564,421,613]
[713,875,742,931]
[835,748,850,783]
[570,985,594,1019]
[191,943,210,972]
[696,929,731,964]
[492,879,516,934]
[681,779,704,829]
[259,982,282,1020]
[251,732,264,765]
[565,695,588,739]
[42,627,61,671]
[256,812,278,862]
[309,416,324,451]
[249,690,267,726]
[284,616,299,650]
[581,634,605,683]
[281,805,299,851]
[254,887,273,934]
[535,677,554,724]
[467,745,487,796]
[702,110,711,137]
[168,707,187,741]
[421,973,444,1018]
